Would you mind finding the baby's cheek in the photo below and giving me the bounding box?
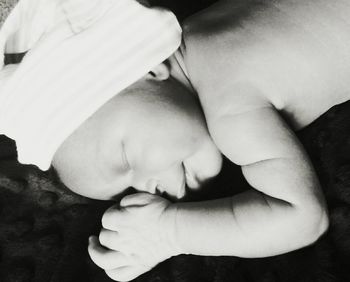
[137,143,179,173]
[189,142,223,181]
[54,166,119,200]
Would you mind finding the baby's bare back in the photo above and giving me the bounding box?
[182,0,350,130]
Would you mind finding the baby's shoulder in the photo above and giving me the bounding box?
[199,81,273,128]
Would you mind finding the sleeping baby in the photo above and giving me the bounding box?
[2,0,350,281]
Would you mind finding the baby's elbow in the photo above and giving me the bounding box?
[314,211,329,241]
[301,209,329,247]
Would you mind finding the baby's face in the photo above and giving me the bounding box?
[52,74,222,200]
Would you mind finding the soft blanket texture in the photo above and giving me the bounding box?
[1,1,350,281]
[0,0,17,26]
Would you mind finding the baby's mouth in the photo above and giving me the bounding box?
[156,179,186,201]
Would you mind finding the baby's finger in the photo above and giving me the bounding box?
[88,236,130,270]
[102,207,129,230]
[105,265,149,282]
[120,192,156,207]
[99,228,123,250]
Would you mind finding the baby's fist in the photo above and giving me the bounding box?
[89,193,180,281]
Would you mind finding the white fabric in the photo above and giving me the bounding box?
[0,0,182,170]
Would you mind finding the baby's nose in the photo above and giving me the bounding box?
[132,175,158,194]
[130,163,186,198]
[154,165,186,199]
[145,178,159,194]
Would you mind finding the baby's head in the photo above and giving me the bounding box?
[0,0,222,200]
[52,59,222,200]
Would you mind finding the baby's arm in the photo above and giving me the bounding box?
[165,105,328,257]
[88,107,328,280]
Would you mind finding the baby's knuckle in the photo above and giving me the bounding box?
[98,230,109,246]
[101,214,113,229]
[102,214,122,230]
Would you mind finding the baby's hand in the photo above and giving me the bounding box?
[88,193,180,282]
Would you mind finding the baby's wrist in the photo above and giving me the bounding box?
[159,203,184,257]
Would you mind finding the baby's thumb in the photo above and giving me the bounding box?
[120,192,155,207]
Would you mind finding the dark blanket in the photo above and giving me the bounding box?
[1,1,350,281]
[2,99,350,282]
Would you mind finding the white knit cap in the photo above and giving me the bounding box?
[0,0,182,170]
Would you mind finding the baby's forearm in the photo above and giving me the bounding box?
[163,190,328,258]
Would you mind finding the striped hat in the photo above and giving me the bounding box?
[0,0,182,170]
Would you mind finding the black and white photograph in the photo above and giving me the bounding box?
[0,0,350,281]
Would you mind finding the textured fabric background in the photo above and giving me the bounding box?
[0,0,18,26]
[1,1,350,282]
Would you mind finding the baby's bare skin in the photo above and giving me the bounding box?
[158,0,350,257]
[87,1,350,281]
[183,0,350,130]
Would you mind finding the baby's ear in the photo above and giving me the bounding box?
[148,62,170,81]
